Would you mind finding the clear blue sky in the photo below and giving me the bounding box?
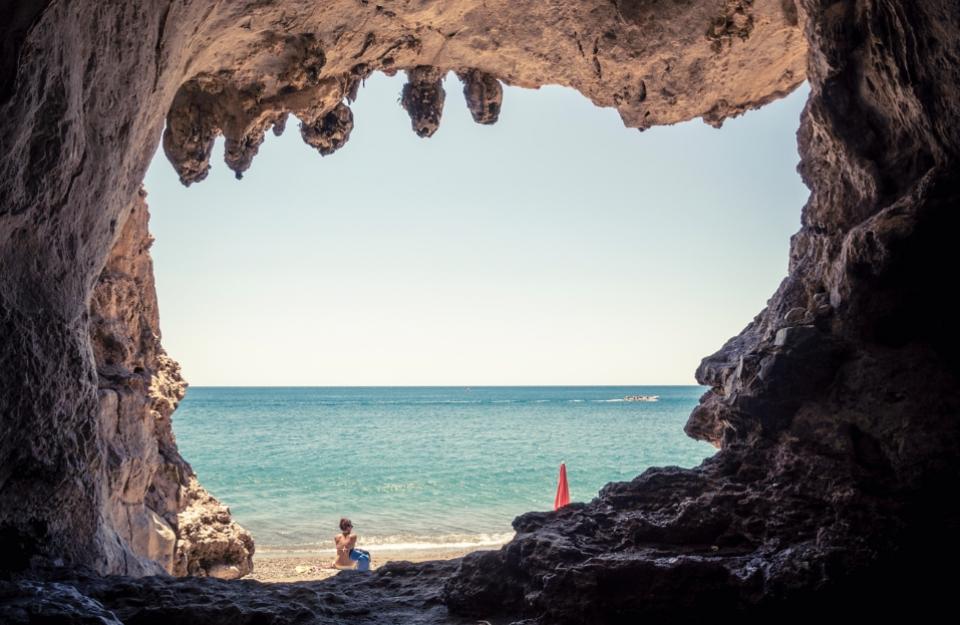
[143,73,810,386]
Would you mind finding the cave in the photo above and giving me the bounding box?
[1,1,959,623]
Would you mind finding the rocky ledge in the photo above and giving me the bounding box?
[0,560,459,625]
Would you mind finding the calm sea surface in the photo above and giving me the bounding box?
[172,386,715,555]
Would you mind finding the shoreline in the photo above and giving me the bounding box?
[244,545,499,582]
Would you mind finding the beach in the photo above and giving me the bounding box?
[173,385,715,581]
[245,545,493,582]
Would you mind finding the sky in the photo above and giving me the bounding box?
[142,74,811,386]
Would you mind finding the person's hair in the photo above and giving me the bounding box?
[339,517,352,531]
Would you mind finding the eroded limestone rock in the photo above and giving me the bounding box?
[152,0,805,184]
[401,66,447,138]
[456,69,502,125]
[162,72,346,184]
[90,189,254,579]
[300,102,355,156]
[0,0,958,622]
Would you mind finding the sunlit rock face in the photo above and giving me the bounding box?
[90,189,254,578]
[0,0,958,623]
[156,0,805,181]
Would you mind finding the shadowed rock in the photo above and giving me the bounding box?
[457,69,502,125]
[161,82,220,186]
[0,561,461,625]
[300,103,355,156]
[401,66,446,137]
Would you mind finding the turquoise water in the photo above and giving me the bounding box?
[172,386,715,554]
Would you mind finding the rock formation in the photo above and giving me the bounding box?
[456,69,503,125]
[0,0,958,623]
[401,65,447,137]
[89,188,254,578]
[446,1,960,621]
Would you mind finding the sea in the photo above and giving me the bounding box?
[172,386,715,556]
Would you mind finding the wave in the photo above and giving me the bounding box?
[256,532,515,556]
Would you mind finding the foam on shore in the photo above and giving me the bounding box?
[255,532,514,558]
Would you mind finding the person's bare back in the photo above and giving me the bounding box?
[333,530,357,568]
[327,517,358,569]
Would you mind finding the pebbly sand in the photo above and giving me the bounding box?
[244,546,496,583]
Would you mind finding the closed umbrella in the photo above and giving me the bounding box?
[554,462,570,510]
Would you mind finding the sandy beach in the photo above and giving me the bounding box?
[244,546,496,582]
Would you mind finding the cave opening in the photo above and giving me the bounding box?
[132,70,810,580]
[7,1,959,621]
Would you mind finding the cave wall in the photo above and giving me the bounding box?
[688,0,960,480]
[0,0,184,572]
[1,2,958,621]
[0,0,806,576]
[446,1,960,621]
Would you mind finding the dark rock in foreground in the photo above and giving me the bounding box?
[0,561,460,625]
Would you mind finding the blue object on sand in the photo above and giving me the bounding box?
[349,548,371,571]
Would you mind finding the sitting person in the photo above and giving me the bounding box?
[330,517,371,571]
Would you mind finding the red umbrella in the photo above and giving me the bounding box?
[554,462,570,510]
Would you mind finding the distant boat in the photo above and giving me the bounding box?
[624,394,659,402]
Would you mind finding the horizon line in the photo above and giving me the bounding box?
[182,383,710,388]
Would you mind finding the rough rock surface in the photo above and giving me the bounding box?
[456,69,503,125]
[0,561,459,625]
[90,188,255,579]
[445,1,960,621]
[1,0,959,623]
[401,65,448,137]
[155,0,806,180]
